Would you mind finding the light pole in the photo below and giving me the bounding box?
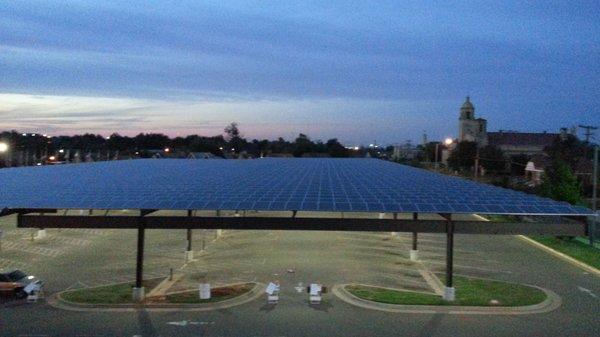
[0,142,9,167]
[435,138,453,171]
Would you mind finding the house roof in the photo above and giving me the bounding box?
[488,132,558,147]
[188,152,219,159]
[526,154,553,171]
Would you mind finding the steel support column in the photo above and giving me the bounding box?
[443,214,455,301]
[187,229,192,251]
[185,210,194,262]
[412,212,418,250]
[135,224,145,288]
[410,212,419,261]
[187,210,193,251]
[133,212,148,301]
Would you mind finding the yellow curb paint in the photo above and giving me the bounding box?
[517,235,600,278]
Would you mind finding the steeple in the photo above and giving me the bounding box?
[460,96,474,119]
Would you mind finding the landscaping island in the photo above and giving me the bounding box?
[346,276,547,307]
[59,279,256,305]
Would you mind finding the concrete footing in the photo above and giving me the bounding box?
[409,249,419,261]
[34,229,48,240]
[216,229,223,237]
[132,287,145,302]
[443,286,455,301]
[185,250,194,262]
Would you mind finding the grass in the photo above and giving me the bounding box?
[346,276,547,307]
[61,279,255,305]
[60,277,164,304]
[529,236,600,270]
[163,283,255,304]
[346,286,445,305]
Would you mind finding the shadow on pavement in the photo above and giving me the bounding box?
[308,301,333,312]
[259,303,278,313]
[417,313,445,337]
[137,308,160,337]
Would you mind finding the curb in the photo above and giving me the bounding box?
[48,282,265,312]
[517,235,600,277]
[332,284,561,315]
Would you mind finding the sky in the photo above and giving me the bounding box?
[1,1,599,145]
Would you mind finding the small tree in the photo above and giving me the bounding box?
[538,160,583,205]
[224,122,246,153]
[292,133,316,157]
[325,138,349,157]
[447,141,477,171]
[510,154,530,176]
[479,145,506,173]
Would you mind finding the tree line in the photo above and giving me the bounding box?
[0,123,357,160]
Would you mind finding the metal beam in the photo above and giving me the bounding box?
[16,215,586,235]
[0,208,58,217]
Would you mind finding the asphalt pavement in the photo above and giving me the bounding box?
[0,214,599,337]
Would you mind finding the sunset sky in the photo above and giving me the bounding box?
[1,1,598,145]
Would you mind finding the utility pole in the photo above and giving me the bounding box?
[579,125,598,143]
[591,145,598,246]
[474,147,480,181]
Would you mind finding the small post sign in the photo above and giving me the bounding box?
[199,283,211,300]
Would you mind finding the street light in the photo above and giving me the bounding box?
[435,138,453,171]
[0,142,8,153]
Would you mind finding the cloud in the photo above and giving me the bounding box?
[0,92,455,143]
[0,1,598,143]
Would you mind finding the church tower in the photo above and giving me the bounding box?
[458,97,488,146]
[459,96,475,120]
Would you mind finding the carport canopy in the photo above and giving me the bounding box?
[0,158,595,301]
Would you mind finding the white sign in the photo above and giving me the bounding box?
[309,284,322,296]
[24,281,42,295]
[266,282,279,295]
[199,283,211,300]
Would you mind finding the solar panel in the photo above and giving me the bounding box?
[0,158,594,216]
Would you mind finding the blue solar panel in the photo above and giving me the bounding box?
[0,158,594,216]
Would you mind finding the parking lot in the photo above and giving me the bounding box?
[1,213,599,337]
[2,212,524,300]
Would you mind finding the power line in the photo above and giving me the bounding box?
[579,125,598,143]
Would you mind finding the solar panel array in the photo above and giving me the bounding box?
[0,158,593,215]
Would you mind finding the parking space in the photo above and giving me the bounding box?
[0,211,513,299]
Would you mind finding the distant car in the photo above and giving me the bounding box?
[0,270,40,299]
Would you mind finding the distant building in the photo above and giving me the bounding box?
[525,154,593,187]
[187,152,219,159]
[487,131,559,156]
[525,154,552,186]
[301,152,331,158]
[392,142,418,160]
[457,97,564,157]
[458,96,488,145]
